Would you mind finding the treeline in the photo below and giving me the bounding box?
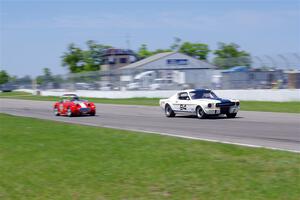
[0,39,251,85]
[62,38,251,73]
[0,70,11,85]
[0,70,33,86]
[0,69,54,86]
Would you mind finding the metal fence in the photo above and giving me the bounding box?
[1,54,300,91]
[251,53,300,70]
[21,69,297,91]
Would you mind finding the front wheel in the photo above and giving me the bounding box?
[90,111,96,116]
[67,108,73,117]
[54,107,60,116]
[196,106,207,119]
[226,113,237,118]
[165,105,175,117]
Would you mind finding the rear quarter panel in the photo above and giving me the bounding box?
[159,99,168,109]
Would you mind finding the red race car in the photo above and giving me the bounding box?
[53,94,96,117]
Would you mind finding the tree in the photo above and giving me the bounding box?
[43,68,52,77]
[137,44,153,59]
[0,70,9,84]
[179,42,210,60]
[36,68,53,85]
[152,49,172,54]
[0,70,10,85]
[213,42,251,69]
[61,41,111,73]
[137,44,172,59]
[62,43,84,73]
[170,37,182,51]
[84,40,112,71]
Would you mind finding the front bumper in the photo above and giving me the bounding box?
[71,107,96,115]
[204,106,239,115]
[79,108,91,113]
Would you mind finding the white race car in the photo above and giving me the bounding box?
[159,89,240,119]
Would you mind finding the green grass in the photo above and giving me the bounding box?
[1,91,299,113]
[0,91,159,106]
[0,91,33,97]
[240,101,300,113]
[0,114,299,199]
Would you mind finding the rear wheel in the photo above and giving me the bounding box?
[67,108,73,117]
[226,113,237,118]
[196,106,206,119]
[165,105,175,117]
[54,107,60,116]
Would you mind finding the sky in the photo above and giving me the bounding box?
[0,0,300,77]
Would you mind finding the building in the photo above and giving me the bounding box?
[101,48,137,71]
[285,71,300,89]
[120,52,216,89]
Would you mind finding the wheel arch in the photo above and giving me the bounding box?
[195,105,204,111]
[165,103,174,110]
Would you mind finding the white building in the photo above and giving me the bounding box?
[121,52,216,89]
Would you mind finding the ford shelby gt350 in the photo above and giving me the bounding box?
[159,89,240,119]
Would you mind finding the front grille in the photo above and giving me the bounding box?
[216,102,235,107]
[80,108,90,113]
[220,106,230,114]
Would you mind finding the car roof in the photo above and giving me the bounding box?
[178,89,211,93]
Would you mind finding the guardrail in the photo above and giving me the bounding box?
[26,89,300,102]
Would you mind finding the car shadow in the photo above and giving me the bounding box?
[62,114,97,118]
[175,115,243,120]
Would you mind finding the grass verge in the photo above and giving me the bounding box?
[0,91,299,113]
[0,113,299,199]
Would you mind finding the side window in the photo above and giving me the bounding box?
[178,92,190,100]
[108,57,115,64]
[119,58,127,64]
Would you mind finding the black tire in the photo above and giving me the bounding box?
[54,107,60,116]
[165,104,175,117]
[67,108,73,117]
[196,106,207,119]
[226,113,237,118]
[90,111,96,116]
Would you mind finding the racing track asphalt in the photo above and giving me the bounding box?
[0,99,300,152]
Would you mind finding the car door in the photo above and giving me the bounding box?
[58,101,65,114]
[59,100,68,114]
[174,92,191,112]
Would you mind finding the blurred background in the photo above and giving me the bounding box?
[1,0,300,92]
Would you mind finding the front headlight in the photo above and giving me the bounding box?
[208,103,212,108]
[236,102,240,106]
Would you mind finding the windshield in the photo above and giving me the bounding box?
[189,90,218,100]
[61,96,82,102]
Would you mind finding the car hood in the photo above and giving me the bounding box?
[191,98,232,103]
[73,101,89,107]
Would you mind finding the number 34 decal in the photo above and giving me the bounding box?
[180,104,187,110]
